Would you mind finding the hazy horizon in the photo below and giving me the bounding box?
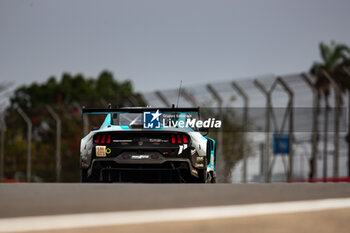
[1,0,350,92]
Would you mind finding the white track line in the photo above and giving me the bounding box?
[1,198,350,232]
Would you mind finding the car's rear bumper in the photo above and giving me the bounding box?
[87,157,203,179]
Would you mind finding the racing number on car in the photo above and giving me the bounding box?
[96,146,107,157]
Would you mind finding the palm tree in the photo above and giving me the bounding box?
[311,41,350,98]
[311,41,350,179]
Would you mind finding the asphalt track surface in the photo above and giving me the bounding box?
[1,183,350,232]
[0,183,349,218]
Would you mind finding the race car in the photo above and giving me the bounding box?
[80,107,216,183]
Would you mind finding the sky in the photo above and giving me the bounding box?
[0,0,350,92]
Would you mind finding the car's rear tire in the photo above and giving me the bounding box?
[208,171,216,183]
[195,169,216,183]
[81,168,99,182]
[81,168,88,182]
[195,168,207,183]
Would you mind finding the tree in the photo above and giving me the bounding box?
[311,41,350,178]
[10,70,146,110]
[311,41,350,103]
[4,71,146,182]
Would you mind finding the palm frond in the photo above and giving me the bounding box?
[329,44,350,67]
[310,62,324,74]
[319,42,331,65]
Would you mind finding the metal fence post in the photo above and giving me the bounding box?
[181,89,198,107]
[155,91,171,108]
[231,82,249,183]
[16,107,32,182]
[322,70,341,179]
[301,73,319,180]
[276,77,294,181]
[0,113,6,182]
[72,102,88,136]
[254,80,271,183]
[206,84,224,182]
[47,106,62,182]
[127,96,141,107]
[344,67,350,177]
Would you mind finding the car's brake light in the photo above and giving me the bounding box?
[101,135,106,144]
[170,134,189,144]
[183,135,188,144]
[106,135,111,144]
[171,134,176,144]
[177,135,182,144]
[95,135,100,144]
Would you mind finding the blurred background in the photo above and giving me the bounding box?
[1,0,350,183]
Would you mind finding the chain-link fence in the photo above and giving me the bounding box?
[0,69,349,182]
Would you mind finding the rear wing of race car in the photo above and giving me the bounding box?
[82,107,200,115]
[82,106,207,132]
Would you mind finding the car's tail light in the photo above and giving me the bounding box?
[183,135,188,144]
[106,135,111,144]
[170,134,189,144]
[95,134,112,144]
[95,135,100,144]
[171,134,176,144]
[101,135,106,144]
[177,135,182,144]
